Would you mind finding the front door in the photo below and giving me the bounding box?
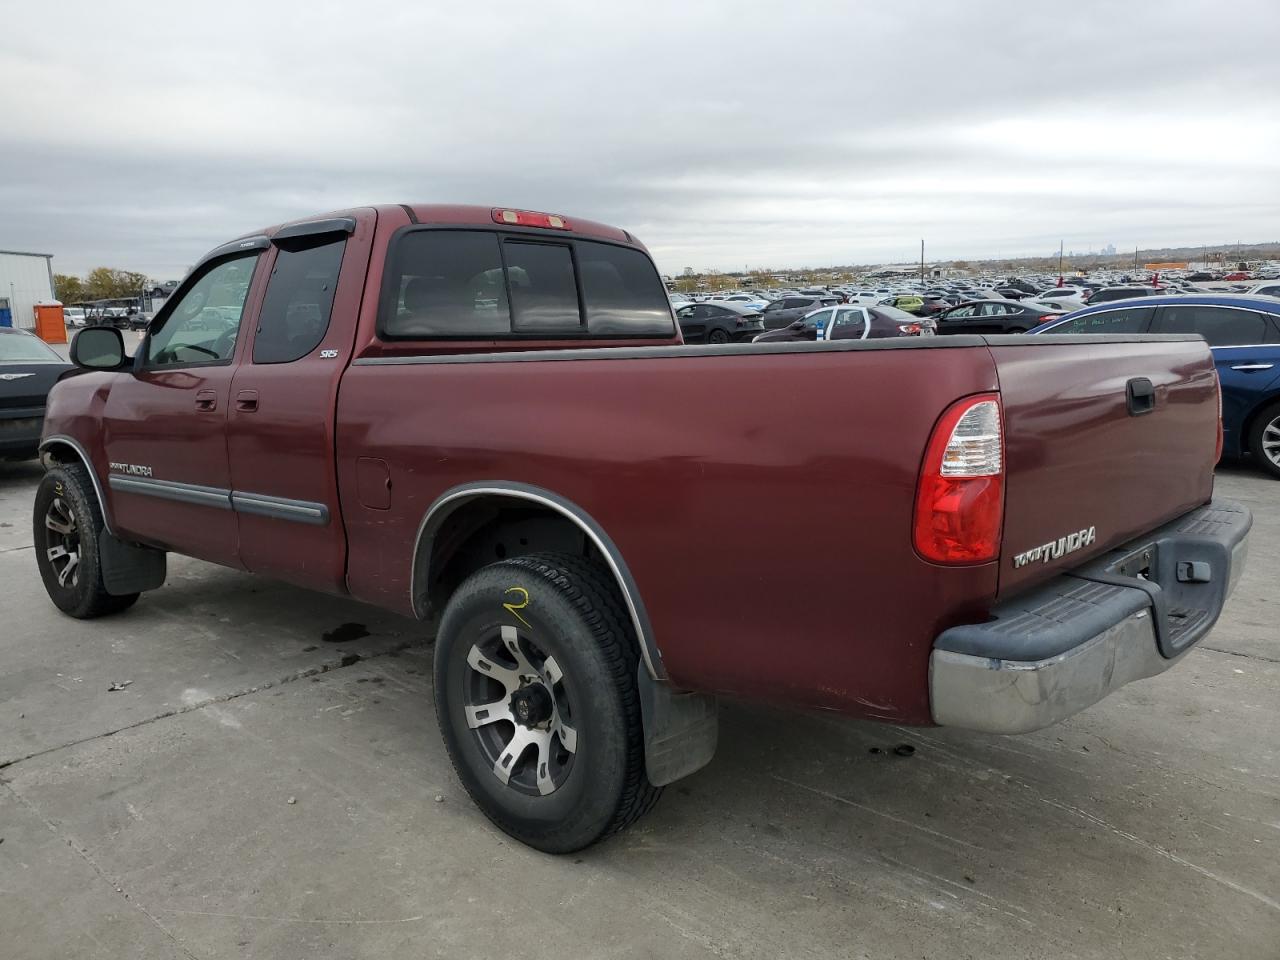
[100,248,266,565]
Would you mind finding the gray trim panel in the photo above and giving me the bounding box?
[231,492,329,525]
[107,475,329,525]
[109,475,232,510]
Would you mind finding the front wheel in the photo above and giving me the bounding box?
[433,552,659,853]
[1247,400,1280,480]
[33,464,139,618]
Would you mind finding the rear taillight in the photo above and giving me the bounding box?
[1215,374,1224,463]
[1039,315,1056,324]
[913,394,1004,565]
[897,323,922,335]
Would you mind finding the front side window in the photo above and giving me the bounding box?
[1150,306,1267,346]
[1043,307,1151,334]
[803,309,833,329]
[254,236,346,364]
[147,254,259,366]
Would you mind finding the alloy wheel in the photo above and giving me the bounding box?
[44,497,80,589]
[463,624,578,796]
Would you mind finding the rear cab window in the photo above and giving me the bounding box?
[380,229,674,340]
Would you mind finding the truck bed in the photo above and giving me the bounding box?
[335,333,1214,724]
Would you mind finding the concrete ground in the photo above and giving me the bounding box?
[0,458,1276,960]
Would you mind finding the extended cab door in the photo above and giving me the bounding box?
[224,212,374,595]
[100,242,269,565]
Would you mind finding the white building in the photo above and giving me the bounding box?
[0,250,56,331]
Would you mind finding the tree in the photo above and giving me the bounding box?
[84,267,151,301]
[53,273,87,304]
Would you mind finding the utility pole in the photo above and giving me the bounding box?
[1058,240,1064,286]
[1134,246,1139,272]
[920,239,925,284]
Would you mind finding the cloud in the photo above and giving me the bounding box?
[2,0,1277,277]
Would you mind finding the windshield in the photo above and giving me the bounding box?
[0,332,62,363]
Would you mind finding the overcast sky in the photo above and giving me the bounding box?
[2,0,1278,279]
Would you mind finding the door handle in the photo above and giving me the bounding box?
[1229,363,1274,371]
[195,390,217,412]
[236,390,259,412]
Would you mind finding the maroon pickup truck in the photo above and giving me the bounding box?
[36,205,1250,852]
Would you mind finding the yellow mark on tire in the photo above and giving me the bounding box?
[503,586,532,629]
[54,482,63,496]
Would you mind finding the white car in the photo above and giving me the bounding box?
[1246,281,1280,299]
[63,307,87,327]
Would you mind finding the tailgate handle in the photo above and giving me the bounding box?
[1126,378,1155,416]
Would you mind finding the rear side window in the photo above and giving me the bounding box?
[384,231,510,338]
[577,241,674,336]
[254,236,346,364]
[1150,306,1268,346]
[1044,307,1151,334]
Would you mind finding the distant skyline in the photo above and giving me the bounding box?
[2,0,1278,280]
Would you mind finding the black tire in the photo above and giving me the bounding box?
[33,464,139,618]
[433,552,660,853]
[707,328,730,345]
[1247,400,1280,480]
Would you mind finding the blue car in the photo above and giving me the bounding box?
[1028,295,1280,479]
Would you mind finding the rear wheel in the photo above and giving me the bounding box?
[1247,401,1280,480]
[707,328,730,345]
[33,464,139,618]
[433,552,659,853]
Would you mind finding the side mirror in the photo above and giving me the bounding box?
[789,320,805,330]
[70,326,127,370]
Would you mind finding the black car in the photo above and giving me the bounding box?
[674,301,764,344]
[759,295,842,330]
[0,328,74,461]
[933,300,1059,335]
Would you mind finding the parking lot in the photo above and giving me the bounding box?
[0,456,1275,960]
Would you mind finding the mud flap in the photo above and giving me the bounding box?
[637,665,718,786]
[99,530,167,596]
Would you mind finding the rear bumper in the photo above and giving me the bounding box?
[930,499,1251,735]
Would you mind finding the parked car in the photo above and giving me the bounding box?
[0,327,73,461]
[1029,294,1280,478]
[1224,272,1252,282]
[63,307,87,327]
[934,300,1059,335]
[1246,281,1280,299]
[1085,286,1163,304]
[37,204,1248,855]
[675,301,764,343]
[752,305,929,342]
[760,294,841,329]
[882,294,924,315]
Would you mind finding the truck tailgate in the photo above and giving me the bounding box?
[990,335,1218,599]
